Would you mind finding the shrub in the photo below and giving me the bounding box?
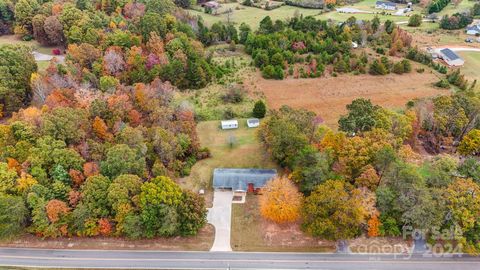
[408,14,423,27]
[435,79,450,89]
[252,100,267,118]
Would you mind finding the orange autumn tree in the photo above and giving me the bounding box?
[367,215,381,237]
[260,176,302,223]
[92,116,113,141]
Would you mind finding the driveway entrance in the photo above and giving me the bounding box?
[207,190,233,251]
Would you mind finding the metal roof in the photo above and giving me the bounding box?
[376,1,396,6]
[440,48,461,61]
[212,168,277,191]
[221,120,238,125]
[247,118,259,124]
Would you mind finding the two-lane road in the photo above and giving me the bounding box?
[1,248,479,269]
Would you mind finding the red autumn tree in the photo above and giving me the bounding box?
[98,218,112,236]
[83,162,100,177]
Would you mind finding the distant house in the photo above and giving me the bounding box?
[466,24,480,36]
[375,1,397,10]
[212,168,277,193]
[202,0,220,12]
[438,48,464,67]
[247,118,260,128]
[221,120,238,130]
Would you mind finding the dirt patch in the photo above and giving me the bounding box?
[0,225,214,251]
[231,195,335,252]
[247,71,447,127]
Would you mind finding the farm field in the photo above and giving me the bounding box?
[188,3,321,28]
[178,120,278,206]
[458,51,480,80]
[231,195,335,252]
[247,71,449,127]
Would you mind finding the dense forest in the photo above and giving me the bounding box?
[0,0,213,239]
[258,96,480,253]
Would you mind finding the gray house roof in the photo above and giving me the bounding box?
[213,168,277,191]
[467,25,480,32]
[440,48,460,61]
[376,1,396,7]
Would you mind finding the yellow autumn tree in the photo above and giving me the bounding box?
[260,176,302,224]
[17,173,38,193]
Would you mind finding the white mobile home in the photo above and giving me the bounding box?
[221,120,238,130]
[247,118,260,128]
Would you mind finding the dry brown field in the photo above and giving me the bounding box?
[247,71,448,127]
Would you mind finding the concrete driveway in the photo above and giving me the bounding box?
[207,190,233,251]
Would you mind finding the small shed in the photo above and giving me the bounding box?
[213,168,277,193]
[438,48,464,67]
[375,1,397,10]
[221,120,238,130]
[247,118,260,128]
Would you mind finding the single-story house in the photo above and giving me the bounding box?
[221,120,238,130]
[247,118,260,128]
[213,168,277,193]
[466,24,480,35]
[375,1,397,10]
[438,48,464,67]
[202,0,220,9]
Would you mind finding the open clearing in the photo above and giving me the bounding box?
[231,195,335,252]
[458,51,480,81]
[247,71,448,127]
[178,120,278,207]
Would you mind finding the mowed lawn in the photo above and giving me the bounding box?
[231,195,335,252]
[0,35,58,55]
[178,120,278,206]
[188,3,321,28]
[188,0,421,29]
[458,51,480,81]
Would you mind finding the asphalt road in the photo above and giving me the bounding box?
[1,248,480,270]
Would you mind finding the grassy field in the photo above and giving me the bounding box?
[437,0,476,17]
[177,120,278,206]
[231,195,335,252]
[0,35,59,54]
[175,45,260,121]
[188,3,322,28]
[188,0,422,28]
[458,51,480,81]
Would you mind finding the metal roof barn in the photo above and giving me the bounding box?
[439,48,464,66]
[213,168,277,192]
